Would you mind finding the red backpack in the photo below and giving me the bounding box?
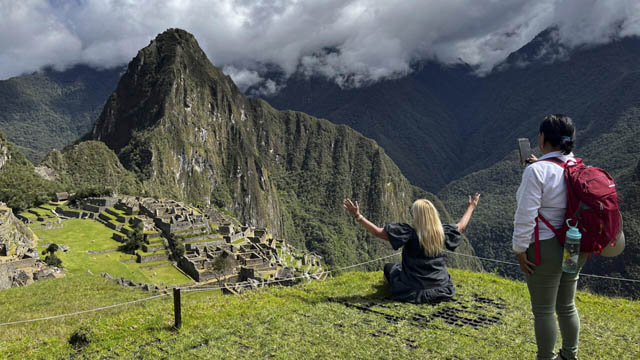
[534,157,620,265]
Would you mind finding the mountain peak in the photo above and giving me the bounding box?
[499,27,570,70]
[90,28,238,152]
[141,28,208,66]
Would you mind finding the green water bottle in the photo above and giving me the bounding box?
[562,219,582,273]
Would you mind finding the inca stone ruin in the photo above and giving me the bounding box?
[5,195,324,292]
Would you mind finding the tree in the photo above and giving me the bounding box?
[119,223,144,254]
[42,243,62,267]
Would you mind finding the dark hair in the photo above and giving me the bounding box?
[539,114,576,155]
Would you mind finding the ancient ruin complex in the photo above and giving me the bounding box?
[4,195,324,292]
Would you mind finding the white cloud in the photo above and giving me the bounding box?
[0,0,639,88]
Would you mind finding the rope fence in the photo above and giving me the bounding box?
[0,293,169,327]
[1,249,638,327]
[445,250,640,283]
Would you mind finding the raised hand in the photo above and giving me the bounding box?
[343,199,360,218]
[525,154,538,166]
[468,193,481,208]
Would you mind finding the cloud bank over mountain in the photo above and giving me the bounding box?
[1,0,639,91]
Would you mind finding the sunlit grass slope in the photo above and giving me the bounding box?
[32,218,191,286]
[0,269,638,359]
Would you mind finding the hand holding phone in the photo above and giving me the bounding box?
[517,138,533,166]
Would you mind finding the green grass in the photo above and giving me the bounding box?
[17,211,37,219]
[32,219,190,286]
[106,206,125,215]
[101,212,117,221]
[0,269,637,359]
[232,237,246,245]
[28,207,55,217]
[39,203,58,210]
[183,237,224,246]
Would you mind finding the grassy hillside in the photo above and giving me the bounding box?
[0,269,638,359]
[31,218,191,286]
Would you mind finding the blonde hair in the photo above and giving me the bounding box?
[411,199,445,257]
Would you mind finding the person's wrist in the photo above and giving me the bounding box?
[356,214,363,222]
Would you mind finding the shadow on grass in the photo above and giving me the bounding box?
[326,281,393,305]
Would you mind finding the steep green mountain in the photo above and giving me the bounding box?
[0,65,121,162]
[51,29,479,269]
[0,131,60,212]
[265,63,476,192]
[267,30,640,193]
[267,30,640,295]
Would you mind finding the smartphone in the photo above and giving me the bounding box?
[517,138,532,165]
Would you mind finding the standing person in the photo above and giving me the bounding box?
[513,114,587,360]
[343,193,480,304]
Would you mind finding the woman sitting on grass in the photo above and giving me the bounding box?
[343,194,480,304]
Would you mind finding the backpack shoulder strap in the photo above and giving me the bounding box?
[540,157,566,167]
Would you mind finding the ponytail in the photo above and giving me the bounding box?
[539,114,576,155]
[559,135,574,155]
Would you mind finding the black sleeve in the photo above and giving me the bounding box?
[384,223,415,250]
[443,224,462,251]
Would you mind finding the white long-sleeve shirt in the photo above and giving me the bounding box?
[512,151,575,253]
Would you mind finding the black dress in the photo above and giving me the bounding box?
[383,223,462,304]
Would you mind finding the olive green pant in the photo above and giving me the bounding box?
[525,238,588,360]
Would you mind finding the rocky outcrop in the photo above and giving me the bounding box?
[0,202,37,257]
[0,261,65,290]
[0,134,9,170]
[34,165,60,181]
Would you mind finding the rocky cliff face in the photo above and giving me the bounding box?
[0,134,9,170]
[81,29,480,268]
[0,202,37,258]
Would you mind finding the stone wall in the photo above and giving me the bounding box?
[137,252,169,263]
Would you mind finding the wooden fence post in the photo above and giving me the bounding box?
[173,287,182,329]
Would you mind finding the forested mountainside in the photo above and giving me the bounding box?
[267,29,640,296]
[0,131,60,211]
[41,29,480,270]
[0,65,121,163]
[266,29,640,194]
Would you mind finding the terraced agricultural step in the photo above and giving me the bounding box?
[104,221,122,232]
[105,208,121,218]
[99,212,116,222]
[184,239,226,251]
[175,227,210,238]
[183,233,222,243]
[145,232,161,239]
[145,238,165,246]
[183,234,223,244]
[113,232,127,242]
[142,243,165,253]
[137,251,169,263]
